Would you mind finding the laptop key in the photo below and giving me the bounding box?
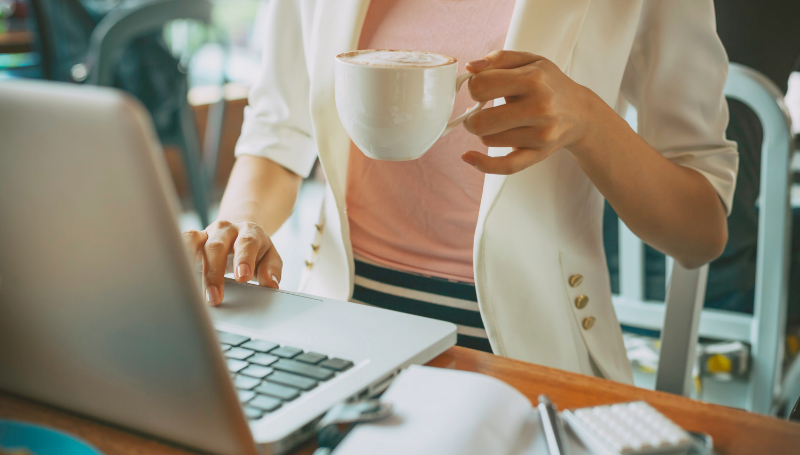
[255,382,301,401]
[243,406,264,420]
[238,390,256,403]
[220,343,232,352]
[226,359,248,373]
[233,375,260,390]
[295,352,327,365]
[270,346,303,359]
[272,359,334,381]
[241,339,279,353]
[225,347,255,360]
[240,365,274,379]
[250,395,282,412]
[267,371,317,391]
[249,353,279,367]
[319,358,354,372]
[216,331,250,346]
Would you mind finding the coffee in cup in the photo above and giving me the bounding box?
[338,49,455,67]
[335,49,486,161]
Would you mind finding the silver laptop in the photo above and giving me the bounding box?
[0,80,456,454]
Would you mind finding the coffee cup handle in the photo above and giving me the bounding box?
[441,72,488,137]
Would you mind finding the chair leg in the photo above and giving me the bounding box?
[778,348,800,418]
[203,97,226,190]
[177,84,211,228]
[655,263,709,396]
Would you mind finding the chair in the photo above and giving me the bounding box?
[87,0,215,227]
[26,0,93,81]
[29,0,217,227]
[613,63,794,414]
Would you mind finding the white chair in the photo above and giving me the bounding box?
[612,63,793,414]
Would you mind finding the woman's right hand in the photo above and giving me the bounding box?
[182,220,283,306]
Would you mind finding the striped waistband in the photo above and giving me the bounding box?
[351,259,491,352]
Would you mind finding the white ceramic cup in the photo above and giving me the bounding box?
[335,49,487,161]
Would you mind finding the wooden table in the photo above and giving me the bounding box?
[2,347,799,454]
[0,30,33,54]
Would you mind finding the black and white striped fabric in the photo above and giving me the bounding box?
[352,259,492,353]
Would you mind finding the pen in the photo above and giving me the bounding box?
[538,394,571,455]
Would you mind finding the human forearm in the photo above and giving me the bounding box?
[462,51,729,269]
[570,95,728,268]
[217,155,302,235]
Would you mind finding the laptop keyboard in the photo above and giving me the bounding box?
[217,330,354,420]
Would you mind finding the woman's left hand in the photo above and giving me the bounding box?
[462,50,597,175]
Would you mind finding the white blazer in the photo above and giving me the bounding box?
[235,0,738,384]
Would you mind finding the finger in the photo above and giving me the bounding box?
[468,66,540,102]
[256,243,283,289]
[464,102,536,136]
[474,127,552,149]
[232,223,266,283]
[461,148,550,175]
[181,230,208,264]
[466,50,545,73]
[202,221,238,305]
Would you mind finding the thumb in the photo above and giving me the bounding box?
[181,229,209,265]
[466,50,545,73]
[461,149,549,175]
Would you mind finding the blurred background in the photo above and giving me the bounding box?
[0,0,327,293]
[1,0,799,417]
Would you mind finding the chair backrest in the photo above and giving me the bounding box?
[725,63,793,414]
[79,0,215,228]
[86,0,212,86]
[612,63,793,413]
[28,0,97,81]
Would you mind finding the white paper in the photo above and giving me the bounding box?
[332,365,533,455]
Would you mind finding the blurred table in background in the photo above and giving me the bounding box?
[0,0,35,54]
[163,83,250,199]
[0,0,33,55]
[0,1,40,79]
[0,28,32,54]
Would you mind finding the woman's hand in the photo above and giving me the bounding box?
[461,53,729,268]
[462,51,596,175]
[182,220,283,306]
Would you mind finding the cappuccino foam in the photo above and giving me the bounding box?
[338,50,455,68]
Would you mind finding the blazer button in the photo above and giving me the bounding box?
[575,295,589,309]
[582,317,595,330]
[305,260,313,270]
[315,223,324,233]
[311,244,320,253]
[568,274,583,287]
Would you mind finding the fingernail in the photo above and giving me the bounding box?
[205,285,220,304]
[237,264,251,279]
[271,274,280,286]
[467,59,489,70]
[461,153,477,167]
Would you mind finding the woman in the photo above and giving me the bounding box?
[183,0,737,384]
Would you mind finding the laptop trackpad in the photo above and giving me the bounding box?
[208,280,322,331]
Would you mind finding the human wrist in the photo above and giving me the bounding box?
[566,86,607,160]
[215,201,269,229]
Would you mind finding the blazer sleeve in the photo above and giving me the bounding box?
[234,0,318,178]
[620,0,739,214]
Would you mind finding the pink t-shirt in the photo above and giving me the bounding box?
[346,0,516,283]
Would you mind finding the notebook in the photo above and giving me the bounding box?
[331,365,595,455]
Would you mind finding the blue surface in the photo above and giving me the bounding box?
[0,420,103,455]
